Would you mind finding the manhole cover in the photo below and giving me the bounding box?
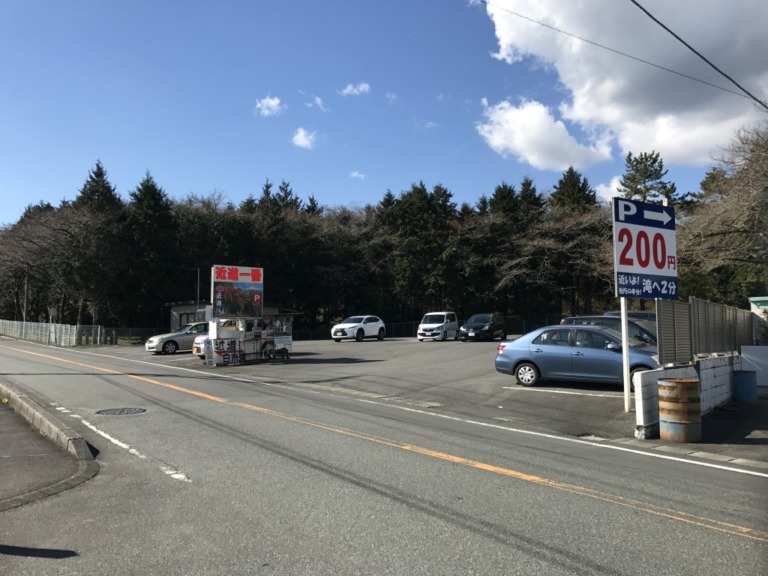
[96,408,147,416]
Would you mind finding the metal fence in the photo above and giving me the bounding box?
[0,320,153,347]
[656,297,758,365]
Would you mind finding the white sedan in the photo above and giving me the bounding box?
[331,315,386,342]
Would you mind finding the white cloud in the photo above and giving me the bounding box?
[595,176,622,204]
[412,116,441,131]
[481,1,768,170]
[385,92,398,105]
[292,128,317,150]
[339,82,371,96]
[254,96,285,117]
[305,95,329,112]
[349,171,365,180]
[476,99,611,170]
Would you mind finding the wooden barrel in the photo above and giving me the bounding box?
[658,378,701,443]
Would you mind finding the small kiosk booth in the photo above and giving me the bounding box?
[202,264,296,367]
[203,313,295,366]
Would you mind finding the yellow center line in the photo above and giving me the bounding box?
[9,345,768,543]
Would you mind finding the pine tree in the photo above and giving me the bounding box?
[549,167,596,215]
[618,151,677,203]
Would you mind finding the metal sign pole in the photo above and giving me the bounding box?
[621,297,631,412]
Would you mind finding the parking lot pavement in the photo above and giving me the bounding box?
[2,337,766,511]
[113,338,768,469]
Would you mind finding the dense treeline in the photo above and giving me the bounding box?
[1,125,766,332]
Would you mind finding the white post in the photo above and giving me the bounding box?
[621,297,632,412]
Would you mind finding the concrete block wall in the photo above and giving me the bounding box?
[634,356,742,440]
[698,356,737,414]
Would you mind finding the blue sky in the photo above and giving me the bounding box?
[2,1,766,225]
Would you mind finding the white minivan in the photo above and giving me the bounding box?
[417,311,459,341]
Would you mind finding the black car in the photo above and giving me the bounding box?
[560,315,656,344]
[458,313,506,341]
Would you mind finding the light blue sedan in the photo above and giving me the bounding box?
[495,325,659,387]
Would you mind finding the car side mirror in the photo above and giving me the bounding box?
[606,342,621,352]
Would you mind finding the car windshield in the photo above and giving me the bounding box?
[342,316,364,324]
[467,314,490,324]
[422,314,445,324]
[178,324,193,332]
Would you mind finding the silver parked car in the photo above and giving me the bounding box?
[145,322,209,355]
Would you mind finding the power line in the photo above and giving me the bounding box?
[480,0,754,102]
[628,0,768,111]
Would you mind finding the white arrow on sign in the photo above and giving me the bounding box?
[643,208,672,225]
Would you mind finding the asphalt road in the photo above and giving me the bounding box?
[1,337,767,575]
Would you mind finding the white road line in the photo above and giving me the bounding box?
[354,400,768,479]
[502,386,622,398]
[67,413,149,459]
[160,466,191,482]
[49,402,192,482]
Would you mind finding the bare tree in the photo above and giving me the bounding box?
[678,123,768,271]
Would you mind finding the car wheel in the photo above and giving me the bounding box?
[162,341,178,355]
[355,329,365,342]
[333,339,341,343]
[441,331,447,341]
[499,331,507,340]
[515,362,539,386]
[629,367,651,392]
[377,328,385,340]
[418,338,424,342]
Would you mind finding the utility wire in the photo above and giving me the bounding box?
[480,0,753,102]
[628,0,768,111]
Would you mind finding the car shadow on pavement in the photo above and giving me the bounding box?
[279,355,382,365]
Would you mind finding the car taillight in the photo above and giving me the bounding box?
[497,344,506,353]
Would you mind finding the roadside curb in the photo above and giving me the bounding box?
[0,381,93,461]
[0,380,99,512]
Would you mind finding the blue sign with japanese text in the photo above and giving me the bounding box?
[612,198,678,300]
